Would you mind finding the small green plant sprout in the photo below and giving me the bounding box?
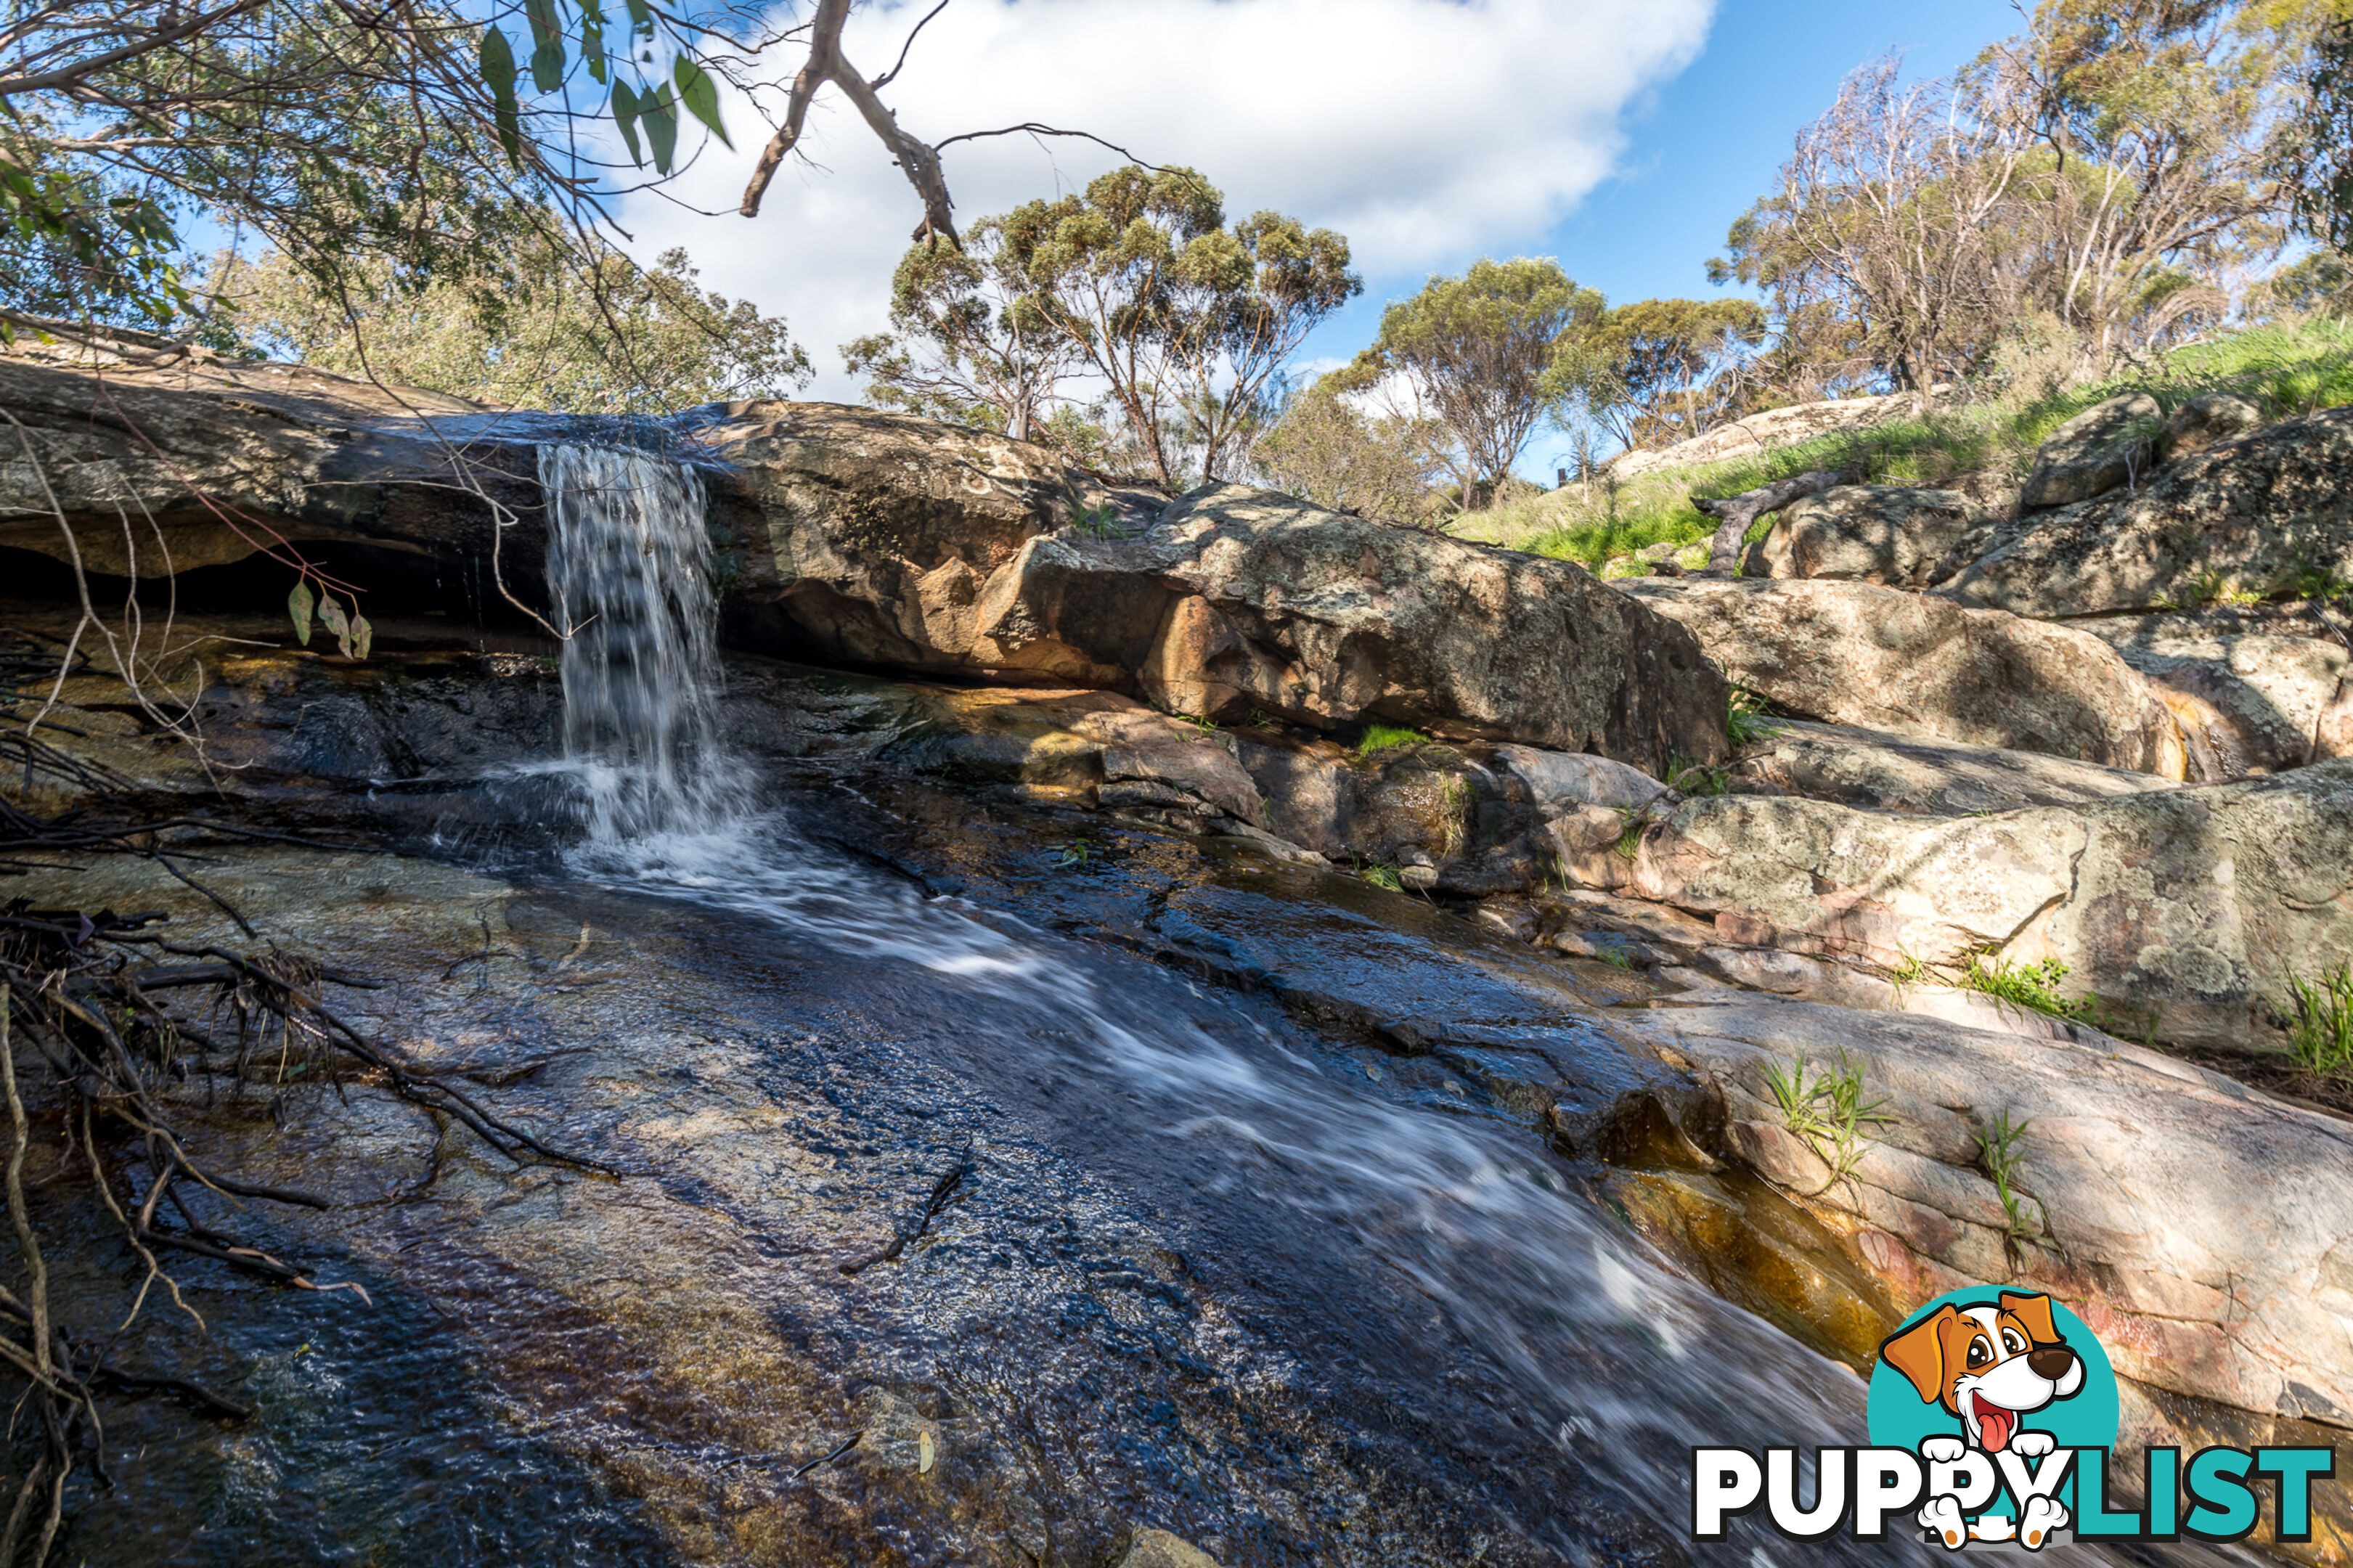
[1596,945,1635,971]
[1068,502,1123,539]
[1962,954,2087,1020]
[2286,962,2353,1079]
[1362,863,1404,891]
[1761,1048,1893,1191]
[1058,840,1093,867]
[1177,711,1220,737]
[1246,706,1276,727]
[1977,1108,2045,1246]
[1612,809,1646,860]
[1356,723,1430,758]
[1726,686,1785,746]
[1884,947,1934,995]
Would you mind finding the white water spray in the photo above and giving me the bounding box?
[538,443,744,841]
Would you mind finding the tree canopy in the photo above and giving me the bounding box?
[216,240,810,413]
[940,166,1359,487]
[1350,257,1604,506]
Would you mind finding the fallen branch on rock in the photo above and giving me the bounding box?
[1690,470,1846,576]
[839,1143,972,1275]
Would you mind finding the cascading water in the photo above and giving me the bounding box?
[518,445,2188,1563]
[538,442,744,842]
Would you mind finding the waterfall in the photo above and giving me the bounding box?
[538,443,743,841]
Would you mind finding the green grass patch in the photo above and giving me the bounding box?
[2287,963,2353,1079]
[1361,863,1403,891]
[1962,955,2087,1020]
[1977,1108,2044,1244]
[1763,1048,1892,1190]
[1726,687,1785,748]
[1477,318,2353,574]
[1356,723,1430,758]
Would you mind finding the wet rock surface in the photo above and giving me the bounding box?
[9,603,2340,1565]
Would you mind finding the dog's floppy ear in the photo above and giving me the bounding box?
[2000,1291,2063,1345]
[1879,1305,1956,1404]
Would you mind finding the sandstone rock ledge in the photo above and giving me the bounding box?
[1626,998,2353,1562]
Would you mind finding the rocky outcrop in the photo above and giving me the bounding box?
[1630,998,2353,1558]
[0,352,544,578]
[1747,484,1975,588]
[2161,389,2265,460]
[0,355,1728,775]
[1562,762,2353,1053]
[719,465,1729,772]
[1618,577,2190,776]
[2017,391,2164,509]
[1728,719,2180,814]
[2077,611,2353,775]
[1606,390,1914,481]
[1938,404,2353,619]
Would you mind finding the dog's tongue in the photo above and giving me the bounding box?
[1973,1393,2016,1453]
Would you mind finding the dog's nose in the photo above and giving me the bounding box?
[2028,1346,2077,1381]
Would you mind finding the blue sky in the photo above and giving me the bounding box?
[634,0,2029,463]
[1289,0,2024,471]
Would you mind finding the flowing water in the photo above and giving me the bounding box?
[521,446,1953,1562]
[46,449,2231,1564]
[538,443,746,841]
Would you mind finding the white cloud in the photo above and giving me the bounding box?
[622,0,1718,401]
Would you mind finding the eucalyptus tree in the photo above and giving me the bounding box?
[844,206,1082,441]
[1,0,1146,348]
[1349,257,1605,508]
[976,166,1357,487]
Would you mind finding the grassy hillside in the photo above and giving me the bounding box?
[1455,319,2353,577]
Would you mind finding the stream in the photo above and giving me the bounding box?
[27,445,2246,1565]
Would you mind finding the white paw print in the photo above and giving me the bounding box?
[2020,1495,2071,1550]
[1917,1495,1967,1550]
[2010,1430,2056,1458]
[1920,1435,1965,1463]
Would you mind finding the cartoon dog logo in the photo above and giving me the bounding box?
[1878,1291,2085,1548]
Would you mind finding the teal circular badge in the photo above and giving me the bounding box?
[1867,1289,2119,1519]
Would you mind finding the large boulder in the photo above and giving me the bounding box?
[1562,761,2353,1053]
[1938,404,2353,618]
[0,352,542,578]
[1749,484,1976,588]
[2161,389,2265,460]
[2016,390,2164,509]
[1618,576,2189,776]
[717,459,1731,773]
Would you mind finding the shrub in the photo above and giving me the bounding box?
[1963,955,2086,1020]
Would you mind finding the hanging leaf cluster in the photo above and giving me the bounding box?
[288,581,373,661]
[473,0,730,178]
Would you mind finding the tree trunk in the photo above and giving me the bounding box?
[1689,469,1846,576]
